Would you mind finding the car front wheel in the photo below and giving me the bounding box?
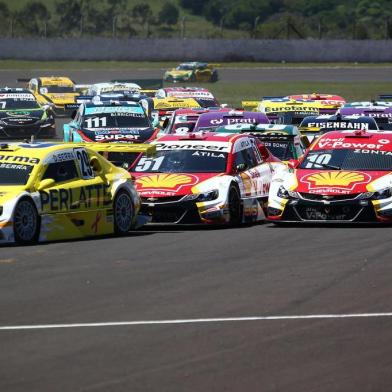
[13,198,40,244]
[113,190,135,235]
[228,186,242,225]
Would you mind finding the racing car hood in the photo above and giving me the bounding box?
[41,93,79,105]
[292,168,390,195]
[133,172,220,197]
[0,109,44,124]
[80,127,154,143]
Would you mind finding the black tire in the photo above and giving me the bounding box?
[13,198,40,244]
[228,185,242,226]
[113,190,135,235]
[210,71,218,83]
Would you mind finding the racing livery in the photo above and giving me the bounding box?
[339,102,392,130]
[131,133,283,225]
[0,88,55,139]
[215,124,306,162]
[194,110,270,132]
[242,97,340,124]
[299,114,379,142]
[288,93,346,106]
[155,87,219,107]
[0,142,142,244]
[63,101,156,143]
[27,77,79,116]
[164,62,219,83]
[268,130,392,223]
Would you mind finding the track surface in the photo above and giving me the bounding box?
[1,67,392,391]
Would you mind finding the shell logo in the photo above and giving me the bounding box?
[302,171,371,191]
[136,173,198,191]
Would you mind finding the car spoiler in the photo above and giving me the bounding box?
[241,101,259,111]
[64,103,81,111]
[298,126,322,133]
[378,94,392,100]
[16,78,31,83]
[111,79,163,89]
[74,84,91,93]
[81,142,156,157]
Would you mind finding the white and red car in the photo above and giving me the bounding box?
[268,130,392,223]
[130,132,283,225]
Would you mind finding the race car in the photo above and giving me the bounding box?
[193,110,269,132]
[63,101,156,143]
[158,107,230,137]
[0,88,55,139]
[339,102,392,130]
[215,124,307,162]
[26,76,79,117]
[0,142,143,244]
[155,87,219,107]
[140,96,202,127]
[299,114,379,142]
[130,132,284,225]
[268,130,392,223]
[287,93,346,106]
[242,97,340,123]
[163,62,219,83]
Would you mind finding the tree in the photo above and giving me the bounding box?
[158,3,179,25]
[18,1,50,35]
[132,3,152,24]
[180,0,205,15]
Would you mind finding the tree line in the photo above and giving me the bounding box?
[0,0,392,39]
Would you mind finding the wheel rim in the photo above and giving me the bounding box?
[14,200,37,241]
[115,193,132,232]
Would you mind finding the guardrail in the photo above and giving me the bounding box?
[1,38,392,62]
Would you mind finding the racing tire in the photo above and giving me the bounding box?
[13,198,40,244]
[228,185,242,226]
[113,190,135,235]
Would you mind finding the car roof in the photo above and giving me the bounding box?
[39,77,74,86]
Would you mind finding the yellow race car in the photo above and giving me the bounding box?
[0,142,145,245]
[242,97,340,125]
[164,62,219,83]
[26,76,79,116]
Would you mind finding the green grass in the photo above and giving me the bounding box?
[196,81,392,108]
[1,60,392,70]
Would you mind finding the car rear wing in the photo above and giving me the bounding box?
[111,79,163,89]
[83,142,156,156]
[16,78,31,84]
[241,101,259,111]
[378,94,392,100]
[64,103,81,111]
[298,126,322,134]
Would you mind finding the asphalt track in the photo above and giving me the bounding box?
[1,67,392,391]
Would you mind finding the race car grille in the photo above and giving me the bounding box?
[294,204,363,221]
[141,196,185,203]
[299,193,361,202]
[140,203,201,224]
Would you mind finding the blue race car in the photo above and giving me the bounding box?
[63,100,156,143]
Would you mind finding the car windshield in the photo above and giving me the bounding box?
[0,164,33,185]
[195,98,219,108]
[263,141,294,160]
[0,98,40,110]
[43,86,74,93]
[300,148,392,170]
[176,65,194,71]
[172,122,196,134]
[131,149,228,173]
[83,112,150,128]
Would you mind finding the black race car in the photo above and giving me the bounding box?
[0,88,55,139]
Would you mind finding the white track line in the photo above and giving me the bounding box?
[1,312,392,331]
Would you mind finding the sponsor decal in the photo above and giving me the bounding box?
[136,173,198,192]
[155,142,230,152]
[39,184,112,211]
[317,137,390,150]
[0,154,39,164]
[301,171,371,193]
[306,122,369,130]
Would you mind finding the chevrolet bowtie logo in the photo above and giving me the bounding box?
[147,197,159,202]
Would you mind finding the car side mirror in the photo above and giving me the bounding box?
[162,118,169,129]
[37,178,55,191]
[235,163,247,173]
[287,159,299,169]
[90,156,102,175]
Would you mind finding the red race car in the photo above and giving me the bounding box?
[268,130,392,223]
[131,132,283,225]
